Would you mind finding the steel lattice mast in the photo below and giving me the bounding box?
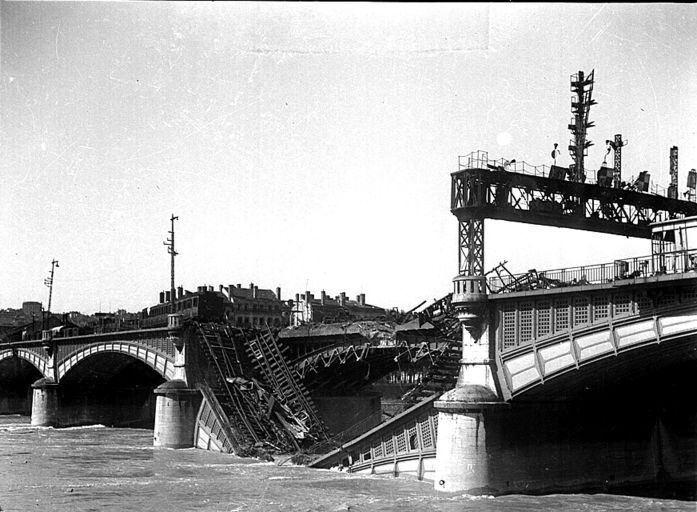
[163,214,178,314]
[568,70,596,183]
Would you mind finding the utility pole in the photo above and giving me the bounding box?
[163,214,178,314]
[43,259,59,329]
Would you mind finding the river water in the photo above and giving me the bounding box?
[0,416,693,512]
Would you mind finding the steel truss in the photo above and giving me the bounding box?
[451,168,697,239]
[458,219,484,276]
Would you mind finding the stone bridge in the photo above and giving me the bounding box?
[0,315,446,449]
[0,319,186,444]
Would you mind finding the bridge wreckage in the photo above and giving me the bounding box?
[182,297,463,457]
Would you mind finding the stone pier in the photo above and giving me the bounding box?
[31,377,60,427]
[152,314,201,448]
[434,275,503,493]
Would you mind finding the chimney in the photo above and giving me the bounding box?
[219,284,224,293]
[360,293,366,306]
[253,286,258,299]
[165,291,171,302]
[340,292,346,306]
[208,285,214,292]
[305,290,311,303]
[159,291,165,304]
[197,286,204,293]
[236,283,241,288]
[249,282,254,291]
[177,286,184,299]
[321,290,326,305]
[356,295,360,303]
[276,287,281,300]
[296,293,300,303]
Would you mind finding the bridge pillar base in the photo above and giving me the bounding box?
[31,378,60,427]
[433,385,502,494]
[153,380,200,449]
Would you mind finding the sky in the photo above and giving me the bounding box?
[1,3,696,314]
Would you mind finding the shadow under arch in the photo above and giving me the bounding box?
[58,348,169,428]
[0,350,47,414]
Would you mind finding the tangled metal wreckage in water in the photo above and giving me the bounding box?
[184,297,463,456]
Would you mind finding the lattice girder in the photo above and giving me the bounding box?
[451,168,697,239]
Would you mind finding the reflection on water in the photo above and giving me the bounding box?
[0,416,693,512]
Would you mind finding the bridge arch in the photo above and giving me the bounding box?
[500,308,697,400]
[57,341,175,381]
[0,348,51,379]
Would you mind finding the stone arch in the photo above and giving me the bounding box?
[0,348,51,379]
[57,341,175,381]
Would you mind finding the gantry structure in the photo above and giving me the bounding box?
[451,70,697,307]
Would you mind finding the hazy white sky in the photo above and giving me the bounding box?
[1,3,696,313]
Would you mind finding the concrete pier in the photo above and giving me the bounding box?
[30,378,60,427]
[153,379,200,448]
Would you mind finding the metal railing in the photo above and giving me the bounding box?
[488,248,697,294]
[457,150,684,199]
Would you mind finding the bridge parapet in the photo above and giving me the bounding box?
[51,327,176,360]
[489,275,697,354]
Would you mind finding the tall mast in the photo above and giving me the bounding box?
[568,70,596,182]
[163,214,178,313]
[44,259,59,328]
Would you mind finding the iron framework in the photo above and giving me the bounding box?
[451,164,697,239]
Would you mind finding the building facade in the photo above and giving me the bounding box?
[289,291,386,326]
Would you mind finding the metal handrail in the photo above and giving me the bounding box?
[488,248,697,294]
[457,150,683,199]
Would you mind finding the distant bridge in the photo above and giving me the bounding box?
[0,315,450,450]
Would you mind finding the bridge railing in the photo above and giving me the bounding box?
[309,394,439,474]
[457,150,676,198]
[488,248,697,294]
[459,150,595,183]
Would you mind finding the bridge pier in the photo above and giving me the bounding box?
[434,274,503,493]
[433,310,503,493]
[153,314,200,448]
[153,379,200,448]
[31,378,60,427]
[433,385,499,493]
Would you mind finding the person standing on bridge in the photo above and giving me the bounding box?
[551,143,560,165]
